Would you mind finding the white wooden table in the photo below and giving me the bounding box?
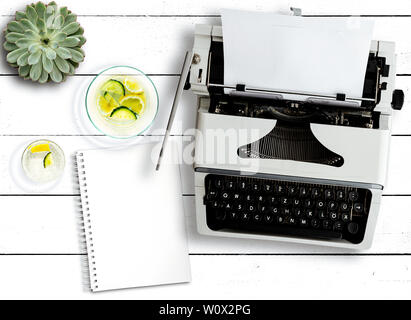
[0,0,411,299]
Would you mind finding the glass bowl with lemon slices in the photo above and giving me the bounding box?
[85,66,159,138]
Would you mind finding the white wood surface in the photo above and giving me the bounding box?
[0,0,410,299]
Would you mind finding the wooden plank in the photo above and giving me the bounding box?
[0,135,408,195]
[0,16,411,75]
[0,0,410,16]
[0,76,197,136]
[0,255,410,299]
[0,194,409,254]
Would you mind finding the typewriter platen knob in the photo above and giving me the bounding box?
[392,89,404,110]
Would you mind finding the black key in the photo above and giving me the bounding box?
[311,188,321,199]
[323,220,332,230]
[271,207,280,215]
[226,180,235,190]
[228,211,238,220]
[256,195,265,203]
[287,217,297,225]
[304,199,314,208]
[340,202,349,211]
[207,190,218,199]
[293,208,304,218]
[224,202,233,210]
[282,208,291,216]
[328,201,338,210]
[299,218,309,227]
[333,221,344,232]
[354,202,364,213]
[211,200,220,209]
[264,214,274,224]
[267,196,278,205]
[221,192,230,200]
[324,189,334,200]
[253,213,262,222]
[216,210,226,221]
[318,210,328,219]
[233,193,241,201]
[316,200,325,209]
[240,212,250,221]
[329,211,338,221]
[348,191,359,202]
[251,183,260,192]
[299,187,308,197]
[292,198,301,207]
[258,204,268,214]
[263,183,273,193]
[245,194,254,202]
[275,185,285,195]
[276,215,285,224]
[239,181,247,191]
[288,186,298,196]
[235,203,244,211]
[306,209,315,218]
[348,222,359,234]
[247,204,256,213]
[336,190,345,200]
[215,178,224,189]
[311,218,320,228]
[341,212,351,222]
[280,197,290,206]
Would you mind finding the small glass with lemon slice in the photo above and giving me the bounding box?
[85,66,159,138]
[21,140,65,183]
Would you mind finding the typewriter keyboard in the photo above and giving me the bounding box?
[204,174,372,244]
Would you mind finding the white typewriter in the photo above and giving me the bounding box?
[176,14,404,249]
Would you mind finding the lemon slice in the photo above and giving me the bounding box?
[119,95,145,115]
[98,94,120,115]
[43,152,53,168]
[30,143,50,153]
[124,77,144,94]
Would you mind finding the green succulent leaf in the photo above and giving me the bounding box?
[63,14,77,26]
[6,32,25,43]
[15,11,27,21]
[7,21,25,33]
[24,30,40,40]
[39,68,49,83]
[35,2,46,20]
[55,55,70,73]
[20,19,38,32]
[36,18,46,33]
[30,60,42,81]
[16,38,36,49]
[28,49,42,65]
[28,43,41,53]
[59,36,80,47]
[17,51,30,66]
[45,47,57,60]
[4,42,18,51]
[19,65,31,77]
[61,22,80,35]
[50,62,63,82]
[67,48,84,62]
[42,52,53,73]
[55,47,72,59]
[52,32,67,42]
[6,47,27,63]
[26,5,38,24]
[59,7,68,17]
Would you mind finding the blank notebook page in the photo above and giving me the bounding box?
[76,142,191,292]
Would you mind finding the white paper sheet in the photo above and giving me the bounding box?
[221,9,374,100]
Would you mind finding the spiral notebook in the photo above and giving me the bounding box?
[75,142,191,292]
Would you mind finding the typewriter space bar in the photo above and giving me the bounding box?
[231,225,343,240]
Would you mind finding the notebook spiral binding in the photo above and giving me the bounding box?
[74,152,98,292]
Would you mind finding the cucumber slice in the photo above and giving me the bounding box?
[101,79,125,96]
[110,107,137,121]
[43,152,53,168]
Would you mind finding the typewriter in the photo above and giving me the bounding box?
[182,19,404,249]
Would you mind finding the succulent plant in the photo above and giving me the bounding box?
[3,1,86,83]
